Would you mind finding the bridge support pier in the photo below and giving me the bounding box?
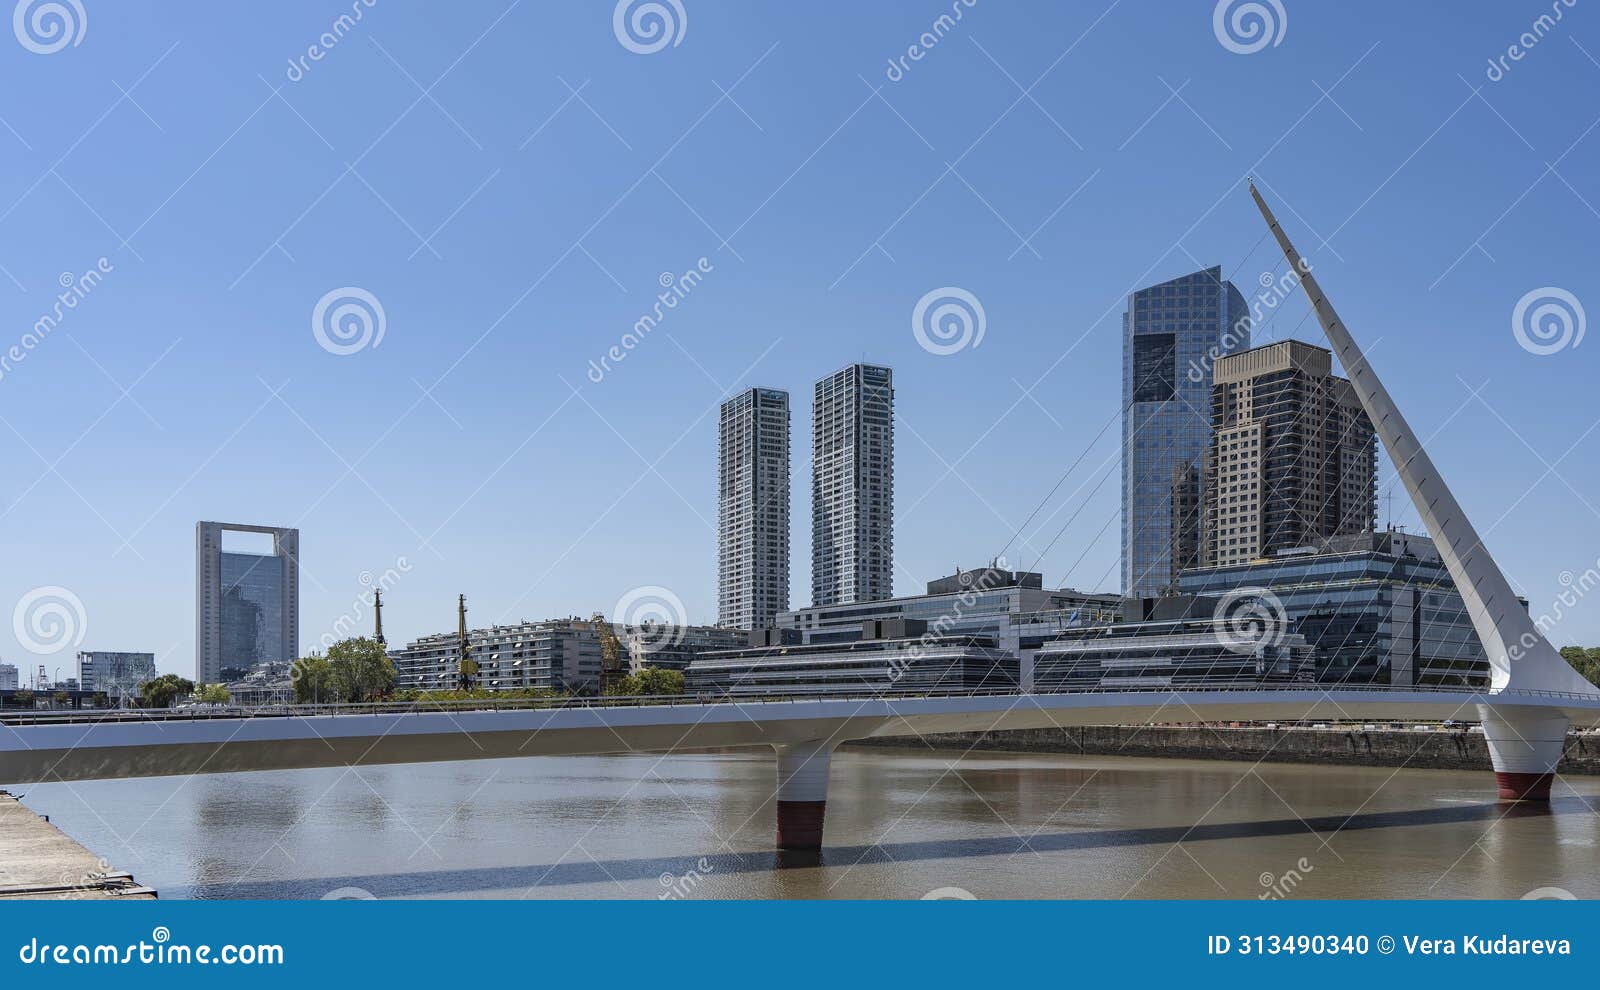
[773,741,833,850]
[1479,705,1569,802]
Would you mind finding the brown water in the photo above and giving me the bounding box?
[16,747,1600,899]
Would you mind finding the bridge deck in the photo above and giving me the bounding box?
[4,687,1599,785]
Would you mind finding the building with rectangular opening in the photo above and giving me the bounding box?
[195,522,299,684]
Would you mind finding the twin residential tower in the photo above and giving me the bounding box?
[717,364,894,629]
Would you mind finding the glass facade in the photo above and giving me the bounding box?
[219,551,287,669]
[1178,534,1492,687]
[1121,267,1248,598]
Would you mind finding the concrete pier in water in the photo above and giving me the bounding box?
[0,790,156,899]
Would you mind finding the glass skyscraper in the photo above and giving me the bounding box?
[195,522,299,683]
[1121,266,1247,598]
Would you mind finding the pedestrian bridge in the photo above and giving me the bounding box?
[3,685,1598,848]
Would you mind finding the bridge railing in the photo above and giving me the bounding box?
[3,682,1596,727]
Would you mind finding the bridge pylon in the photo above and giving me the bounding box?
[1251,182,1598,800]
[773,741,833,849]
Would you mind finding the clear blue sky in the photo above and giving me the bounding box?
[1,0,1597,678]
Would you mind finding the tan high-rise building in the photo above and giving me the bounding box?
[1202,341,1376,568]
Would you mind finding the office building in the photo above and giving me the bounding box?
[196,522,299,685]
[812,363,894,606]
[0,663,16,691]
[718,387,791,630]
[777,566,1120,690]
[1121,266,1249,598]
[1203,340,1377,567]
[686,619,1019,698]
[76,651,156,702]
[392,618,745,693]
[1033,595,1313,690]
[621,623,748,674]
[1179,531,1493,687]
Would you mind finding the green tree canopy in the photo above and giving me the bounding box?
[140,673,195,709]
[610,667,685,697]
[291,655,334,704]
[294,639,396,704]
[196,683,232,705]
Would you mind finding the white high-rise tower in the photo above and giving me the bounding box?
[718,388,791,630]
[811,364,894,606]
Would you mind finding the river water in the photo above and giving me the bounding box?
[17,747,1600,899]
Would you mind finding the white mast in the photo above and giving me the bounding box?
[1249,182,1594,696]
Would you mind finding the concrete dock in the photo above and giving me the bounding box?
[0,790,156,899]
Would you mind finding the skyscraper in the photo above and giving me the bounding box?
[812,363,894,606]
[1121,266,1248,598]
[718,387,791,630]
[195,521,299,684]
[1202,340,1377,567]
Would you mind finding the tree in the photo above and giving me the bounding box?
[196,683,231,705]
[612,667,685,697]
[11,689,33,708]
[592,613,626,696]
[292,655,334,704]
[140,674,195,709]
[326,637,396,703]
[52,690,71,708]
[1560,646,1600,687]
